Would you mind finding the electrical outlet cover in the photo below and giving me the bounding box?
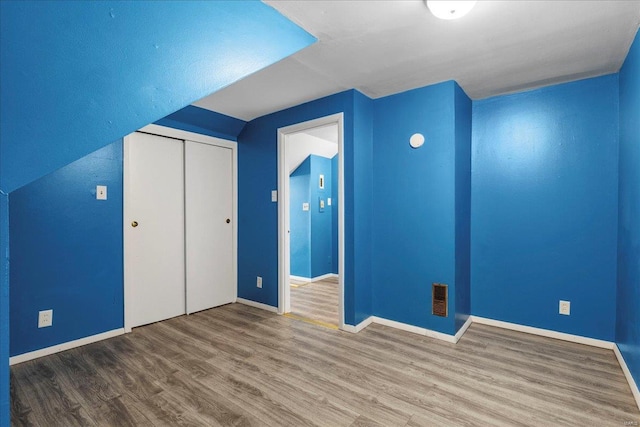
[38,309,53,328]
[559,300,570,315]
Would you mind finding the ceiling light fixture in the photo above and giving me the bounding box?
[427,1,477,20]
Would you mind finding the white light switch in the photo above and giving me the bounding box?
[271,190,278,202]
[302,202,310,211]
[96,185,107,200]
[327,198,332,206]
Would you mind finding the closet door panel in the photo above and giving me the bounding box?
[125,132,185,328]
[185,141,234,313]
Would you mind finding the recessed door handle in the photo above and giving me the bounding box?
[131,221,138,228]
[226,218,231,224]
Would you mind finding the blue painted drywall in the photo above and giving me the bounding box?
[290,154,334,279]
[155,105,246,141]
[472,74,619,341]
[290,158,311,278]
[10,141,124,356]
[351,91,374,324]
[0,2,313,418]
[310,155,333,278]
[0,0,314,193]
[617,29,640,388]
[331,155,339,275]
[371,81,458,335]
[454,84,472,331]
[0,194,8,427]
[237,90,373,326]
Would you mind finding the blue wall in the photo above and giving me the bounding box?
[0,0,314,194]
[0,194,8,426]
[290,154,334,279]
[454,84,472,331]
[471,74,620,341]
[0,3,314,421]
[155,105,246,141]
[331,155,339,274]
[290,158,311,278]
[237,90,374,325]
[617,29,640,388]
[10,142,124,356]
[349,91,374,325]
[310,155,333,278]
[371,81,463,335]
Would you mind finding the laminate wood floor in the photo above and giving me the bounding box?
[290,277,339,327]
[11,303,640,426]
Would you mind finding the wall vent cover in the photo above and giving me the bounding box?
[432,283,448,317]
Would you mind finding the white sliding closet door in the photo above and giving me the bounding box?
[125,132,185,328]
[185,141,235,314]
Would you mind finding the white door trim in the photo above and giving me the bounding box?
[277,113,345,330]
[123,124,238,332]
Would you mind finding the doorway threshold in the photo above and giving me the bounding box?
[283,312,339,330]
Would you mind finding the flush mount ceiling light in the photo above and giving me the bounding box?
[426,1,477,20]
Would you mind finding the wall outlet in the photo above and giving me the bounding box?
[256,276,263,288]
[38,309,53,328]
[559,300,571,315]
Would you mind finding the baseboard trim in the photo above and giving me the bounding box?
[455,316,473,342]
[342,316,373,333]
[236,298,278,313]
[614,344,640,411]
[371,316,458,344]
[9,328,125,365]
[342,315,470,344]
[290,273,338,283]
[470,316,614,349]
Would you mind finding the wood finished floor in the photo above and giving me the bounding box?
[290,277,339,327]
[11,303,640,426]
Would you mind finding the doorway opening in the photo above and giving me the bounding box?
[277,113,344,330]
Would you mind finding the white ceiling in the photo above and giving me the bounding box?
[193,1,640,121]
[287,128,338,174]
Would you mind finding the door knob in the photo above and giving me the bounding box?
[131,221,138,228]
[226,218,231,224]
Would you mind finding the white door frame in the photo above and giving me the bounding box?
[123,124,238,333]
[277,113,345,330]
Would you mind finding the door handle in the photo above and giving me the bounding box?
[131,221,138,228]
[226,218,231,224]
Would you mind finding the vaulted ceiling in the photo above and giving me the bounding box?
[194,0,640,121]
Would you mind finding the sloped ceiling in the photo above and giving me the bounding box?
[194,0,640,121]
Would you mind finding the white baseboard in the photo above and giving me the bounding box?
[342,315,470,344]
[455,316,473,342]
[236,297,278,313]
[9,328,125,365]
[342,316,373,333]
[290,273,338,283]
[371,316,458,344]
[614,344,640,411]
[470,316,614,349]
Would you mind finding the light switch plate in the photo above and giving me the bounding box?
[96,185,107,200]
[271,190,278,202]
[302,202,310,211]
[327,198,332,206]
